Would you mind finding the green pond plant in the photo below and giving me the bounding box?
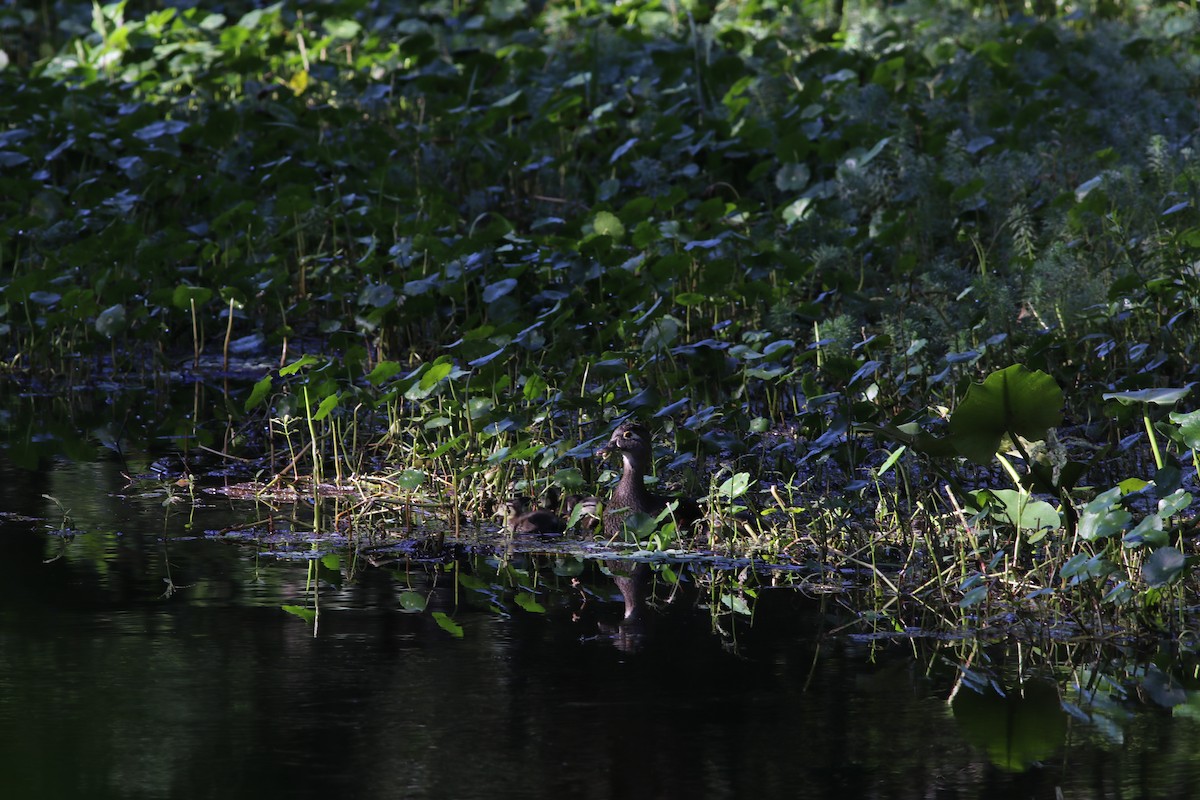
[2,0,1200,642]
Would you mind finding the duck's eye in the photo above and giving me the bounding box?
[623,430,634,439]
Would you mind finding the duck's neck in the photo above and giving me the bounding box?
[619,453,652,498]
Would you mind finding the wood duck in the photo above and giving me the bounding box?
[500,496,566,535]
[596,421,702,538]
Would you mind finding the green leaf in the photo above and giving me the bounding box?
[172,284,213,309]
[313,392,339,421]
[419,360,454,391]
[610,137,638,164]
[1158,489,1192,519]
[1078,505,1132,541]
[523,373,548,400]
[1103,387,1192,406]
[988,489,1061,533]
[359,282,394,308]
[321,554,340,570]
[1123,514,1166,548]
[458,573,490,591]
[366,361,403,386]
[1059,552,1090,580]
[716,472,751,500]
[1143,546,1187,588]
[432,611,464,638]
[482,278,518,303]
[960,585,989,607]
[514,592,546,613]
[948,365,1063,465]
[398,591,427,612]
[878,445,907,475]
[592,210,625,239]
[491,89,523,109]
[720,593,751,615]
[775,162,810,192]
[95,304,126,337]
[553,467,586,490]
[781,197,812,225]
[27,291,60,306]
[279,355,320,376]
[395,469,424,491]
[1075,175,1103,200]
[244,375,273,412]
[857,136,892,167]
[1117,478,1150,494]
[281,605,316,624]
[1169,409,1200,448]
[323,18,362,38]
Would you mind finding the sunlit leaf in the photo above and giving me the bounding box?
[988,489,1061,533]
[592,210,625,239]
[782,197,812,225]
[1078,505,1131,541]
[287,69,308,95]
[716,472,751,500]
[523,373,548,400]
[245,375,273,412]
[281,605,316,624]
[323,18,361,38]
[432,612,464,638]
[1168,410,1200,449]
[279,355,319,376]
[313,392,339,421]
[878,445,906,475]
[491,89,522,109]
[398,591,427,612]
[1075,175,1103,200]
[948,365,1063,465]
[1103,387,1191,406]
[515,592,546,613]
[1158,489,1192,519]
[720,593,751,615]
[419,360,454,391]
[134,120,188,141]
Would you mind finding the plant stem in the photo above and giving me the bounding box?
[1144,409,1164,471]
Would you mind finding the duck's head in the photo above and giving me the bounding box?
[596,421,652,461]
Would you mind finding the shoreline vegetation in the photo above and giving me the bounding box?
[4,0,1200,645]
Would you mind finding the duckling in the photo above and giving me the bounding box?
[563,493,602,533]
[596,421,703,538]
[501,496,567,535]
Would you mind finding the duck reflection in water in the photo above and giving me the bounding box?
[595,560,653,653]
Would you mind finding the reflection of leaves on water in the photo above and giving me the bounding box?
[952,680,1067,772]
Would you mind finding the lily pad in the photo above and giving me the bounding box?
[948,365,1063,465]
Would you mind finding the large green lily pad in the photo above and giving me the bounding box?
[949,365,1063,465]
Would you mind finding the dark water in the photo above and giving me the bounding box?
[2,456,1199,800]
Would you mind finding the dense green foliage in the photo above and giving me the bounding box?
[4,0,1200,636]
